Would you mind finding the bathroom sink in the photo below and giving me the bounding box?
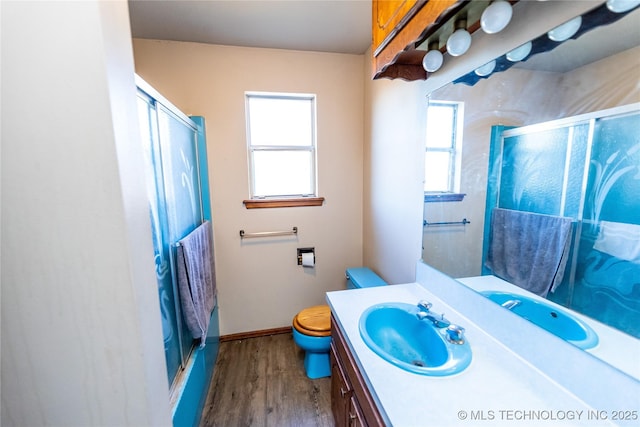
[480,291,598,349]
[358,302,472,376]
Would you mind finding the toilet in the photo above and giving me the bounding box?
[292,267,388,379]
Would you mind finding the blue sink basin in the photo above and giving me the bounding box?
[480,291,598,349]
[359,302,472,376]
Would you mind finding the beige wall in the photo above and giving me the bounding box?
[362,48,426,284]
[423,68,564,277]
[133,40,365,335]
[362,1,612,283]
[359,1,602,284]
[132,2,639,335]
[560,46,640,117]
[2,1,171,425]
[423,46,640,278]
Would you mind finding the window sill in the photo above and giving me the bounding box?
[243,197,325,209]
[424,193,466,203]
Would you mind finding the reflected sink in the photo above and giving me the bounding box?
[480,291,599,350]
[359,302,472,376]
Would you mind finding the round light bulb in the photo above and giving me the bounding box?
[606,0,640,13]
[447,29,472,56]
[475,60,496,77]
[506,41,532,62]
[481,0,513,34]
[548,16,582,42]
[422,49,444,72]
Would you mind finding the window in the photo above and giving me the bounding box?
[424,101,464,200]
[245,92,318,203]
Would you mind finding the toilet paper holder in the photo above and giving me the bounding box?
[297,247,315,266]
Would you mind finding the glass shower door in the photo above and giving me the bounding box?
[137,92,205,385]
[137,93,182,384]
[157,104,204,365]
[485,106,640,338]
[571,110,640,337]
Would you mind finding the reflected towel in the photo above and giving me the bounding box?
[485,208,573,297]
[177,220,217,347]
[593,221,640,263]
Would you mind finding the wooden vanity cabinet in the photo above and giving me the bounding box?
[372,0,465,81]
[330,347,357,426]
[349,396,367,427]
[330,314,384,427]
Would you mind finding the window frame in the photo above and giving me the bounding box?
[243,91,324,209]
[424,100,465,202]
[245,92,317,197]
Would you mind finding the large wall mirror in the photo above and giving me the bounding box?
[421,1,639,378]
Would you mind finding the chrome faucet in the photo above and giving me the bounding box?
[416,300,451,328]
[446,324,466,344]
[501,299,522,310]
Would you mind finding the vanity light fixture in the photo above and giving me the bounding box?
[506,41,533,62]
[481,0,513,34]
[547,16,582,42]
[475,60,496,77]
[422,41,444,72]
[606,0,640,12]
[447,18,472,57]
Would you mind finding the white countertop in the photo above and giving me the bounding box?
[327,282,609,426]
[457,275,640,381]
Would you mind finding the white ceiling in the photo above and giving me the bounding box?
[128,1,639,73]
[128,0,372,55]
[515,6,640,73]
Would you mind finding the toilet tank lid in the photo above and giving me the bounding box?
[345,267,388,288]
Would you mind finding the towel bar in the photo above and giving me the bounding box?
[240,226,298,238]
[424,218,470,227]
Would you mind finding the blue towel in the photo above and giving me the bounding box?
[485,208,573,297]
[177,220,216,347]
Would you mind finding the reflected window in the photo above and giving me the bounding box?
[245,92,317,198]
[425,101,464,194]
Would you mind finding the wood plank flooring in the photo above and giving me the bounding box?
[199,333,334,427]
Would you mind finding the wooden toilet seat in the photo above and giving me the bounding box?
[293,305,331,337]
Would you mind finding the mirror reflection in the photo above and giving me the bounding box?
[422,5,639,376]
